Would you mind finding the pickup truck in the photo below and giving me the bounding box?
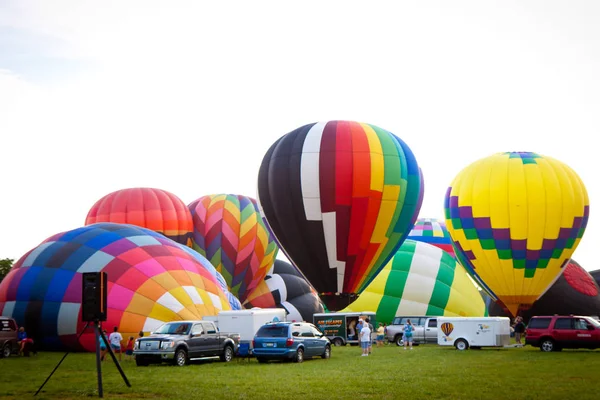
[385,316,438,346]
[134,320,240,366]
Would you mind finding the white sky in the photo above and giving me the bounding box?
[0,1,598,272]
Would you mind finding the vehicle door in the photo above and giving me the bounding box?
[309,324,328,355]
[298,325,316,356]
[201,322,220,356]
[573,318,596,347]
[552,317,576,347]
[412,318,426,343]
[425,318,438,343]
[188,323,205,358]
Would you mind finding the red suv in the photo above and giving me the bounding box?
[525,315,600,352]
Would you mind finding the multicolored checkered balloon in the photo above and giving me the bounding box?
[444,152,589,316]
[188,194,279,303]
[0,223,233,351]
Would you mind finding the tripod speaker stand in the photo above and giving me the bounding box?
[35,272,131,398]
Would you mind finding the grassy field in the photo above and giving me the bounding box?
[1,344,598,400]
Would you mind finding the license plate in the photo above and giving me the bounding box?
[264,343,276,347]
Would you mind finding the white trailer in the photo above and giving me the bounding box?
[211,308,287,343]
[437,317,511,350]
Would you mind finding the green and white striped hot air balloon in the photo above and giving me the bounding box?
[342,240,487,323]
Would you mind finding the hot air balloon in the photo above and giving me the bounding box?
[341,240,486,323]
[257,120,423,310]
[85,187,193,246]
[441,322,454,336]
[0,223,234,352]
[188,194,279,303]
[591,269,600,288]
[488,260,600,320]
[243,259,325,322]
[407,218,455,258]
[445,152,589,316]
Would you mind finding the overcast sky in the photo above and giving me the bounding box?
[1,1,598,272]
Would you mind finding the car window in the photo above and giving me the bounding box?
[309,325,323,336]
[299,326,314,337]
[202,322,216,334]
[191,324,204,335]
[256,325,288,338]
[554,318,573,330]
[291,325,302,337]
[587,318,600,327]
[392,317,401,325]
[528,318,551,329]
[574,319,589,330]
[428,319,437,328]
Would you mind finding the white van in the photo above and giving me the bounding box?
[437,317,511,350]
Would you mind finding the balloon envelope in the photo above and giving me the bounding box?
[188,194,279,303]
[0,223,232,351]
[342,240,487,324]
[488,260,600,320]
[243,259,325,322]
[407,218,455,258]
[444,152,589,316]
[86,187,193,246]
[257,120,423,305]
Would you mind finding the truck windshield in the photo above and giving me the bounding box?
[255,326,288,337]
[154,322,191,335]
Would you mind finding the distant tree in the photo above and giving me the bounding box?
[0,258,14,282]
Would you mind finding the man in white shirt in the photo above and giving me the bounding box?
[108,326,123,361]
[360,322,371,356]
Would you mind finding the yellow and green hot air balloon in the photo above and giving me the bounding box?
[444,152,589,316]
[341,240,487,323]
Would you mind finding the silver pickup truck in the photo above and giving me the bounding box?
[134,320,240,366]
[385,316,438,346]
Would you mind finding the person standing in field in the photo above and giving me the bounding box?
[108,326,123,361]
[376,323,385,347]
[360,320,372,356]
[403,319,415,350]
[513,317,526,345]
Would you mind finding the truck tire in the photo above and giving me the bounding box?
[333,338,344,347]
[174,348,189,366]
[220,345,234,362]
[454,339,469,351]
[394,335,403,346]
[321,345,331,359]
[294,348,304,363]
[1,343,11,358]
[135,357,149,367]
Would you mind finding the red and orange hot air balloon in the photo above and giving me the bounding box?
[85,187,193,246]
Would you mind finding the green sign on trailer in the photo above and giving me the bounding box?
[313,311,377,347]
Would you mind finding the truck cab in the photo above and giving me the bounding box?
[385,316,438,346]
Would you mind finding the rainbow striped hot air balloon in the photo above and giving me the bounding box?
[257,121,423,310]
[445,152,589,316]
[188,194,279,303]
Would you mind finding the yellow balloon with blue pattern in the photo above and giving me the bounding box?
[444,152,589,316]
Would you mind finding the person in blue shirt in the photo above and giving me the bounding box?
[17,327,33,355]
[403,319,414,350]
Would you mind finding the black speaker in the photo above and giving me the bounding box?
[81,272,108,322]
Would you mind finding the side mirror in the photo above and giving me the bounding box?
[587,325,595,331]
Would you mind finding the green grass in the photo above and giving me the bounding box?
[1,344,598,400]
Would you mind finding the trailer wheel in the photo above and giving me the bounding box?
[333,338,344,347]
[454,339,469,351]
